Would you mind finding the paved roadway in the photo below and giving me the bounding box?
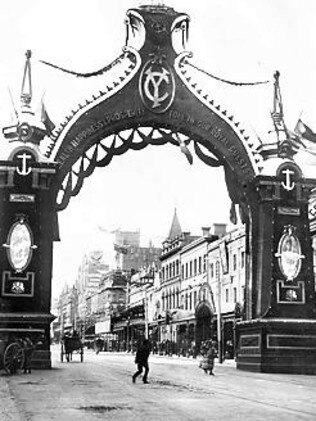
[1,346,316,420]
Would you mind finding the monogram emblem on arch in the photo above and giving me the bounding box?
[139,59,175,114]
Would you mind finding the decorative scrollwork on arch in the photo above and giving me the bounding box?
[55,126,222,211]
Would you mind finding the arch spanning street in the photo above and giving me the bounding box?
[0,3,316,374]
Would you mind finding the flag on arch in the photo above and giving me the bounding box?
[41,101,55,135]
[294,119,316,155]
[294,119,316,144]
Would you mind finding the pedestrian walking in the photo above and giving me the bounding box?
[132,338,151,384]
[199,340,215,375]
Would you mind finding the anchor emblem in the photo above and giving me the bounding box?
[16,152,33,176]
[139,60,175,113]
[281,168,295,191]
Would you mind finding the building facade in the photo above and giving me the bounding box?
[120,214,245,358]
[54,216,247,359]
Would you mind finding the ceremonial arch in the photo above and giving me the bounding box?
[1,4,316,373]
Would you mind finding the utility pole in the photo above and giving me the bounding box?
[60,297,64,342]
[216,259,223,363]
[144,286,149,339]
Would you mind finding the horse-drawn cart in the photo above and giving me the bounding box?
[0,328,44,374]
[60,334,84,362]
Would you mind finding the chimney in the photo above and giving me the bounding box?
[213,223,227,238]
[201,227,211,237]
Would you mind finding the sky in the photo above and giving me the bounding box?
[0,0,316,297]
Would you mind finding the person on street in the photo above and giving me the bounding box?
[95,337,103,354]
[22,337,34,374]
[200,340,208,356]
[132,338,151,384]
[199,340,215,375]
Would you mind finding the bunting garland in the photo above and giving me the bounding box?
[39,54,125,78]
[186,62,270,87]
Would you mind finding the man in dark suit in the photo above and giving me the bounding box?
[132,339,151,384]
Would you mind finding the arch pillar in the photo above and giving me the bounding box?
[237,166,316,373]
[0,154,59,368]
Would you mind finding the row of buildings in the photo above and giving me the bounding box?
[53,211,246,358]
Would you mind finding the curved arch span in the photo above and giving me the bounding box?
[55,125,223,211]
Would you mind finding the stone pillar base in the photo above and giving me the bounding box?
[31,350,52,369]
[236,319,316,374]
[0,312,55,370]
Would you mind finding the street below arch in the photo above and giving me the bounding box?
[1,346,316,420]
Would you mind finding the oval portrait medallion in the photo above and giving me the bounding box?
[7,218,33,272]
[276,225,304,281]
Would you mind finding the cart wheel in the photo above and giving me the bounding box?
[3,342,25,375]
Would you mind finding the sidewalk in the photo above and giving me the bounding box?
[98,350,237,367]
[0,376,22,421]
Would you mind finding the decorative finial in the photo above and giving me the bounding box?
[271,70,296,159]
[2,49,55,148]
[21,50,32,106]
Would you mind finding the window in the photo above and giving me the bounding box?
[190,261,192,277]
[233,287,237,303]
[194,291,197,306]
[181,264,185,279]
[216,261,220,279]
[241,251,245,268]
[194,259,197,276]
[226,288,229,303]
[198,256,202,273]
[210,263,214,278]
[233,254,237,271]
[185,263,188,278]
[189,293,192,310]
[203,255,207,272]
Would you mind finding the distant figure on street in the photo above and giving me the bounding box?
[199,340,208,356]
[72,330,79,338]
[132,339,151,384]
[95,337,103,354]
[22,337,34,374]
[199,340,215,375]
